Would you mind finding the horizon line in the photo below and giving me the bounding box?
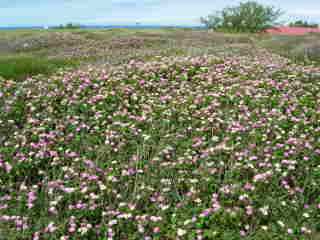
[0,24,205,29]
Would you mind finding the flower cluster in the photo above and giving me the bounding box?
[0,52,319,239]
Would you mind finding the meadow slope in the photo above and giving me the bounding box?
[0,30,320,240]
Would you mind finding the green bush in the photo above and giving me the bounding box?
[201,1,282,33]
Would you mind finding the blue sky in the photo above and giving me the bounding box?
[1,0,320,27]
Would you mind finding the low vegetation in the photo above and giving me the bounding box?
[1,46,320,239]
[260,33,320,64]
[1,29,318,82]
[0,55,77,80]
[0,29,255,80]
[0,27,320,239]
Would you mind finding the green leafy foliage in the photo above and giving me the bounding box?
[201,1,282,33]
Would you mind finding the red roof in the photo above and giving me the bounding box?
[265,26,320,35]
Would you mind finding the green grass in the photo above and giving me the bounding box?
[260,33,320,64]
[0,55,78,80]
[0,29,318,81]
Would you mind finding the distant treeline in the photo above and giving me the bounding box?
[289,20,319,28]
[52,23,81,29]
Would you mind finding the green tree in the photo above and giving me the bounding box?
[201,1,282,33]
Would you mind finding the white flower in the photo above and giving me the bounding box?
[177,228,187,236]
[259,206,269,216]
[184,219,191,226]
[212,136,219,142]
[303,213,310,218]
[99,184,107,191]
[108,220,118,226]
[277,221,285,228]
[78,227,89,235]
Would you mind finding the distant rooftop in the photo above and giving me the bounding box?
[265,26,320,35]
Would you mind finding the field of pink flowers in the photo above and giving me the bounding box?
[0,48,320,239]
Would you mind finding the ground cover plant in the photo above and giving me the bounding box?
[0,36,320,240]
